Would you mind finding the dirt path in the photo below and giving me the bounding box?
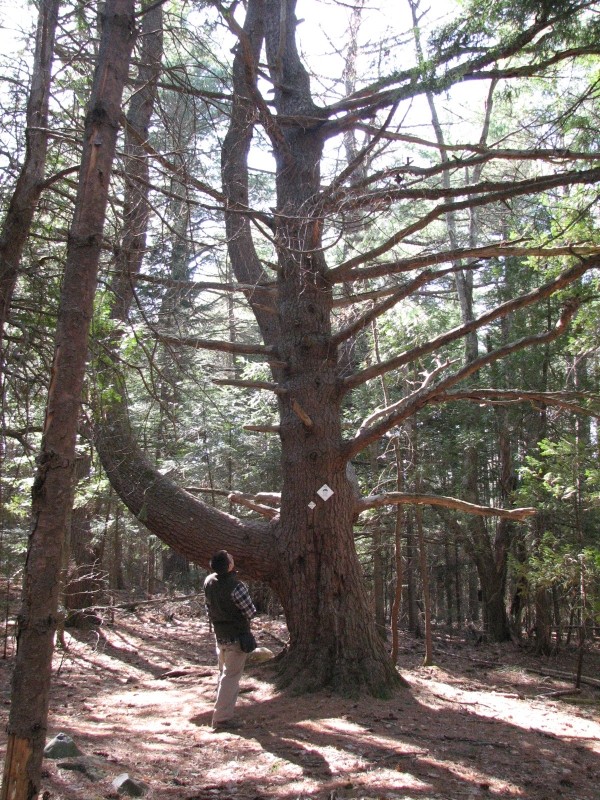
[0,598,598,799]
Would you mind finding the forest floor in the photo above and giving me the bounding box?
[0,596,599,800]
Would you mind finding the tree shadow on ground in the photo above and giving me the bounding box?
[1,608,598,800]
[189,661,599,800]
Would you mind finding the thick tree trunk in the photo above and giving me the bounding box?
[217,0,403,695]
[372,526,387,640]
[0,4,135,797]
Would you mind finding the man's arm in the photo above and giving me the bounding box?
[231,582,257,620]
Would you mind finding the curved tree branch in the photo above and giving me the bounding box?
[220,0,282,350]
[94,411,277,581]
[356,492,536,520]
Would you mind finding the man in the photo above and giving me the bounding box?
[203,550,256,730]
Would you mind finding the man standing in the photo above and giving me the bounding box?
[204,550,256,730]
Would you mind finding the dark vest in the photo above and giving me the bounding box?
[204,571,250,641]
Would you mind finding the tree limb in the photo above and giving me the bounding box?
[326,169,600,276]
[212,378,285,392]
[95,411,277,580]
[356,492,536,520]
[133,272,277,295]
[343,299,583,460]
[228,492,280,519]
[156,334,278,358]
[435,389,600,418]
[319,15,599,136]
[330,243,600,284]
[343,258,593,392]
[332,267,455,346]
[243,424,280,433]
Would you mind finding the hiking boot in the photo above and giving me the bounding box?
[211,719,243,731]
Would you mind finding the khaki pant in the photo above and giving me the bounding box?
[212,640,247,725]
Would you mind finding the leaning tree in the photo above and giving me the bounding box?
[1,0,136,796]
[93,0,600,696]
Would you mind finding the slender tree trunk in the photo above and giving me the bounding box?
[0,4,135,797]
[147,536,156,595]
[530,305,553,654]
[111,0,163,319]
[454,536,462,624]
[390,502,404,663]
[443,539,453,626]
[390,433,406,662]
[109,501,125,591]
[410,413,433,664]
[534,582,553,654]
[0,0,59,350]
[405,514,419,634]
[468,567,480,623]
[416,505,433,664]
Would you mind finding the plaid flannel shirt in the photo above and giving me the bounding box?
[231,582,256,621]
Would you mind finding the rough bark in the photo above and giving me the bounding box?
[1,3,135,797]
[0,0,60,367]
[210,0,401,695]
[111,0,163,319]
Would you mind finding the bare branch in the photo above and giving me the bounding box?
[243,424,280,433]
[133,272,277,295]
[435,389,600,418]
[343,299,583,460]
[356,360,452,436]
[343,258,593,392]
[291,399,314,428]
[228,492,280,519]
[331,243,600,284]
[184,487,231,496]
[155,334,277,358]
[332,267,455,346]
[356,492,536,520]
[255,492,281,505]
[212,378,284,392]
[352,126,600,165]
[328,167,600,215]
[327,169,600,277]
